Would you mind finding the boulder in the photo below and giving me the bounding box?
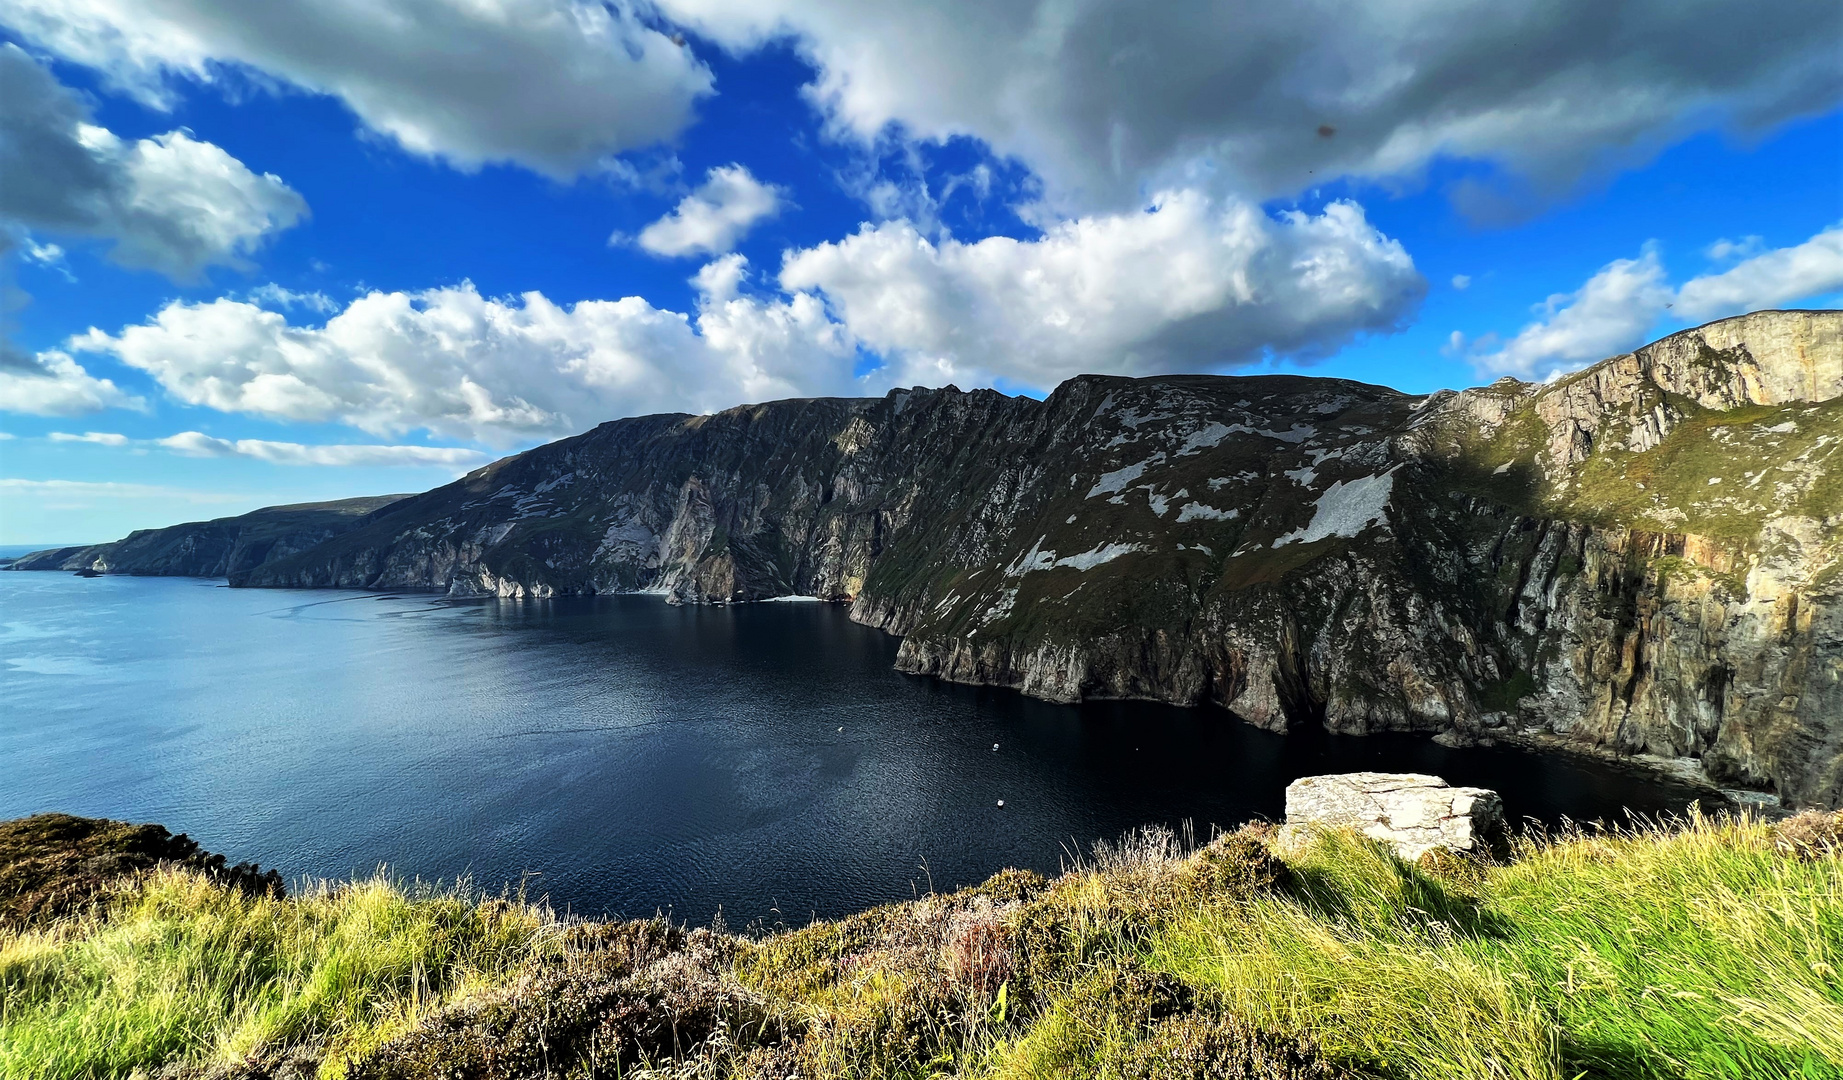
[1279,773,1504,860]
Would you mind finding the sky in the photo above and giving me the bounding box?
[1,0,1840,546]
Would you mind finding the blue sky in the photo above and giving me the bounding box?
[1,1,1840,545]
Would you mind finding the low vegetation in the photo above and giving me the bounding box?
[2,810,1840,1080]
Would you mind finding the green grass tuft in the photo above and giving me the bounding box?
[0,870,549,1079]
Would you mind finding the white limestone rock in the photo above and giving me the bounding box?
[1279,772,1504,860]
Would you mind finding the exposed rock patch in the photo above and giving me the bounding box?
[1279,773,1506,860]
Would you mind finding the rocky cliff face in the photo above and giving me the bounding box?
[34,311,1842,806]
[7,495,410,576]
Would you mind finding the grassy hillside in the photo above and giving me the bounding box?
[2,811,1840,1080]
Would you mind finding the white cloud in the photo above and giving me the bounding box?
[0,349,145,416]
[1675,224,1843,321]
[1705,235,1766,262]
[48,430,130,445]
[154,431,489,468]
[1451,275,1472,290]
[0,477,251,502]
[64,189,1424,441]
[2,0,712,178]
[635,165,785,258]
[0,45,305,280]
[1467,222,1843,379]
[1471,247,1673,378]
[780,191,1424,387]
[42,427,488,467]
[245,284,337,313]
[67,273,856,445]
[22,239,66,266]
[656,0,1840,212]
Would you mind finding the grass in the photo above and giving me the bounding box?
[1151,818,1843,1079]
[1,812,1839,1079]
[0,870,550,1079]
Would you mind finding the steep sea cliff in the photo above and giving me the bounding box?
[19,311,1841,806]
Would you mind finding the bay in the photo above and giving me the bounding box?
[0,570,1702,926]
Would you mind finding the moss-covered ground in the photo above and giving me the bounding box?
[2,811,1840,1080]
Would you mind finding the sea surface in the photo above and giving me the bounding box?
[0,569,1707,925]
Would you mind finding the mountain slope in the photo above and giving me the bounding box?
[7,495,412,577]
[50,311,1843,806]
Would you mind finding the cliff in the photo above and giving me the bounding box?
[28,311,1842,807]
[6,494,411,576]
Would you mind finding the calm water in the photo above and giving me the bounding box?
[0,571,1704,925]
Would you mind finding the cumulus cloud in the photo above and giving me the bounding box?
[0,44,305,280]
[0,349,145,416]
[1675,224,1843,321]
[635,165,785,257]
[1469,223,1843,378]
[244,284,337,313]
[1471,247,1674,378]
[1705,235,1767,263]
[66,272,856,445]
[63,191,1420,441]
[780,192,1424,387]
[1,0,712,178]
[656,0,1840,212]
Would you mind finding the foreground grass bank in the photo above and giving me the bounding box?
[1,811,1839,1080]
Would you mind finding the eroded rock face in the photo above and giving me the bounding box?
[19,311,1841,806]
[1279,773,1505,860]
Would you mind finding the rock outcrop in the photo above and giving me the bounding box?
[1278,773,1505,860]
[16,311,1842,807]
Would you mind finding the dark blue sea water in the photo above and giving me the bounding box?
[0,570,1704,925]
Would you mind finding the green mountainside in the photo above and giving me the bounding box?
[15,311,1839,806]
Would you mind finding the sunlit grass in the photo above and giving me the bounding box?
[1149,817,1843,1080]
[0,869,552,1080]
[2,813,1839,1080]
